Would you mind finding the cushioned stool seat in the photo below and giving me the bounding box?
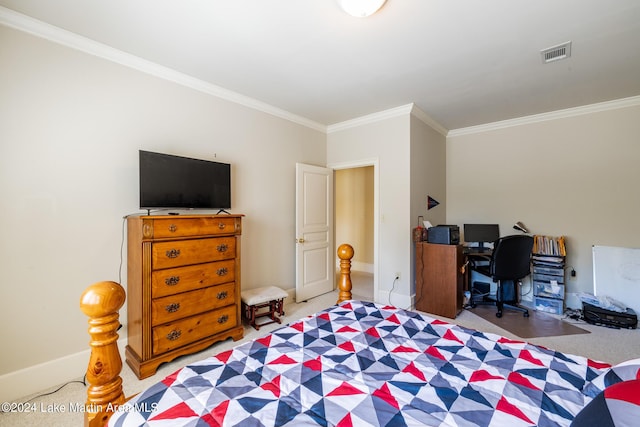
[241,286,287,330]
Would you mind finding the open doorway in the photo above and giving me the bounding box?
[335,165,375,301]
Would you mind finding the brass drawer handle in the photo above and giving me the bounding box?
[217,291,228,300]
[166,329,181,341]
[218,222,226,230]
[166,249,181,258]
[216,244,228,253]
[165,276,180,286]
[218,315,229,324]
[216,267,228,276]
[165,302,180,313]
[168,224,177,232]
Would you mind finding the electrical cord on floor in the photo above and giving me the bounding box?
[6,214,131,413]
[389,274,419,312]
[519,279,532,297]
[13,374,88,406]
[563,308,585,323]
[388,276,399,307]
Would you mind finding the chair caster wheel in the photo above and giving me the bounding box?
[496,312,502,318]
[523,312,529,317]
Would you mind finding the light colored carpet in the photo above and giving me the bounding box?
[2,286,638,427]
[348,270,374,301]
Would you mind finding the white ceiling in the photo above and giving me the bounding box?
[2,0,640,131]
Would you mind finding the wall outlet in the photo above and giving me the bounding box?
[395,272,400,280]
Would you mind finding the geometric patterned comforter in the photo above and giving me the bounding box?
[109,301,611,427]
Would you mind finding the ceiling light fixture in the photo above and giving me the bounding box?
[337,0,387,18]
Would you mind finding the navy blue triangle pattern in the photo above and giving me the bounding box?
[237,396,272,413]
[304,399,328,426]
[109,301,612,427]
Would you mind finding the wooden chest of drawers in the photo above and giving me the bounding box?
[125,214,244,379]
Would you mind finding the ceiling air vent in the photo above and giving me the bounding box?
[541,41,572,63]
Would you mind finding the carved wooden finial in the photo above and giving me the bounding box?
[80,281,126,427]
[337,244,354,303]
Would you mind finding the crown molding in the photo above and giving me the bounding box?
[327,103,449,136]
[409,105,448,136]
[448,95,640,137]
[327,104,414,133]
[0,6,327,133]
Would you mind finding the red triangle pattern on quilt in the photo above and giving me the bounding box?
[149,401,198,421]
[373,383,400,409]
[327,381,365,397]
[109,301,609,427]
[496,396,534,424]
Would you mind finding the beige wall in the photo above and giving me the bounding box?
[0,26,325,396]
[410,117,447,228]
[335,167,374,269]
[328,115,412,307]
[329,111,448,306]
[446,104,640,306]
[410,116,448,290]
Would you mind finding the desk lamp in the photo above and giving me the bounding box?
[513,221,530,233]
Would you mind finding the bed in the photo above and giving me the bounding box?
[80,246,639,427]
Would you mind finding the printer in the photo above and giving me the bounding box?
[427,225,460,245]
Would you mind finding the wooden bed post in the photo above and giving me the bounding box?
[337,243,354,303]
[80,281,126,427]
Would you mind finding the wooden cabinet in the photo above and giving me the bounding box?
[415,242,463,319]
[125,214,244,379]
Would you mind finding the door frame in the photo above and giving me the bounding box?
[328,158,379,303]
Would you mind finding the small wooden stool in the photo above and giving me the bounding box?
[241,286,287,330]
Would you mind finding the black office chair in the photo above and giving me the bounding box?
[472,234,534,318]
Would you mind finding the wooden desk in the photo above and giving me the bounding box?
[415,242,463,318]
[464,247,492,277]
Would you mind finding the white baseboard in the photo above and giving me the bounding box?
[351,262,374,274]
[377,288,413,310]
[0,338,127,403]
[284,288,297,303]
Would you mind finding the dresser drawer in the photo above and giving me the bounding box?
[152,305,237,355]
[145,217,239,239]
[152,236,236,269]
[151,282,236,325]
[151,260,235,298]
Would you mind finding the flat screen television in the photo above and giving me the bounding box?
[139,150,231,211]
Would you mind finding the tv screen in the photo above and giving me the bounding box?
[139,150,231,210]
[463,224,500,244]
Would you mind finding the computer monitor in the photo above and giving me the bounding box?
[463,224,500,250]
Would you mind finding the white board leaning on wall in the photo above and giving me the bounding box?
[592,245,640,315]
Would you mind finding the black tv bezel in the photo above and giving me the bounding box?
[139,150,231,211]
[463,223,500,249]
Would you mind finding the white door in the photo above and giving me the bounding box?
[295,163,334,301]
